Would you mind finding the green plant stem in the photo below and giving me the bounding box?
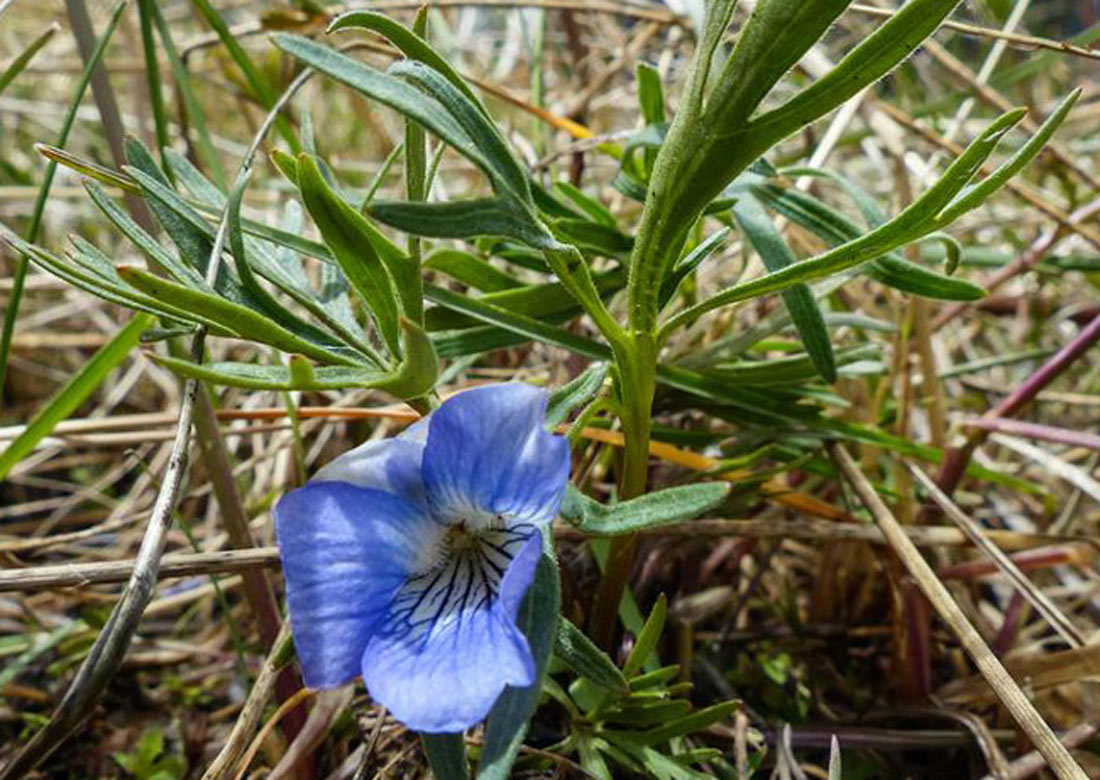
[583,0,722,650]
[587,334,656,649]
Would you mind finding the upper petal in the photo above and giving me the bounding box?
[422,384,570,527]
[275,481,443,689]
[360,528,543,733]
[312,436,426,509]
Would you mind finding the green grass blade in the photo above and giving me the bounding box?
[0,0,128,415]
[733,196,836,381]
[0,315,151,481]
[147,0,226,186]
[0,21,59,96]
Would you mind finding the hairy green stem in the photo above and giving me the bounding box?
[588,334,656,649]
[586,0,736,649]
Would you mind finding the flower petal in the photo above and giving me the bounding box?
[275,481,443,688]
[423,383,570,526]
[312,437,426,509]
[360,529,543,733]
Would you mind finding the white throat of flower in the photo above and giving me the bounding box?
[388,515,537,641]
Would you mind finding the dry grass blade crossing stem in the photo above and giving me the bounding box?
[830,443,1088,780]
[0,523,1085,593]
[979,722,1100,780]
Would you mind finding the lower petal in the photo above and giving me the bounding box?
[360,530,543,733]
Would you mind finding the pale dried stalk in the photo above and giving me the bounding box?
[202,623,295,780]
[234,688,316,780]
[0,547,281,592]
[906,461,1086,648]
[848,2,1100,61]
[980,722,1100,780]
[830,443,1088,780]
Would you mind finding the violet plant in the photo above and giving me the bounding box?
[0,0,1083,777]
[275,383,569,734]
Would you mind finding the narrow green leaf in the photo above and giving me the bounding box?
[0,315,151,480]
[405,5,429,302]
[148,357,384,390]
[370,197,555,249]
[274,34,494,182]
[709,0,850,128]
[424,284,611,361]
[665,108,1021,330]
[123,145,228,287]
[298,154,402,356]
[562,483,730,536]
[733,196,836,381]
[146,0,225,186]
[629,666,681,690]
[270,148,299,185]
[225,173,350,352]
[35,143,139,193]
[0,21,59,97]
[117,265,354,365]
[555,619,629,692]
[329,10,487,114]
[746,0,965,149]
[389,59,530,201]
[422,734,469,780]
[605,701,692,726]
[151,318,435,395]
[137,0,170,153]
[750,182,985,301]
[616,700,740,746]
[551,218,633,257]
[713,344,881,385]
[554,182,617,228]
[163,148,225,204]
[425,249,523,292]
[546,363,609,427]
[658,227,730,309]
[623,595,667,678]
[636,62,665,126]
[85,181,208,289]
[936,89,1081,225]
[425,270,622,333]
[3,229,228,333]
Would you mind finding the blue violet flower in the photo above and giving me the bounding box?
[274,383,570,733]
